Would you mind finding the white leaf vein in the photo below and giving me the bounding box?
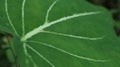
[26,43,55,67]
[27,41,108,62]
[5,0,19,36]
[44,0,58,24]
[45,12,100,29]
[22,0,26,36]
[22,11,100,41]
[42,30,104,40]
[23,43,38,67]
[23,43,29,67]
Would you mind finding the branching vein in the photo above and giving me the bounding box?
[26,44,55,67]
[22,0,26,36]
[27,41,108,62]
[23,43,38,67]
[5,0,19,36]
[42,30,104,40]
[45,12,100,28]
[44,0,58,24]
[22,12,100,41]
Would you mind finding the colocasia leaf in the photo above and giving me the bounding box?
[0,0,120,67]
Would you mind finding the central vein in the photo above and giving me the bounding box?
[20,0,100,42]
[21,23,49,41]
[21,12,100,42]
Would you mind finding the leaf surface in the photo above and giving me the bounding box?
[0,0,120,67]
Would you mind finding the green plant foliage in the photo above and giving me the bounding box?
[116,21,120,29]
[0,0,120,67]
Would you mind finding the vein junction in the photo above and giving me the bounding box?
[20,0,103,41]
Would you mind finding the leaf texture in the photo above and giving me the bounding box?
[0,0,120,67]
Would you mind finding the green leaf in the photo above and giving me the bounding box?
[116,21,120,30]
[0,0,120,67]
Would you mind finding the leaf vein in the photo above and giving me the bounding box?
[42,30,104,40]
[22,12,100,41]
[26,43,55,67]
[27,41,108,62]
[44,0,58,24]
[23,43,38,67]
[22,0,26,36]
[5,0,19,36]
